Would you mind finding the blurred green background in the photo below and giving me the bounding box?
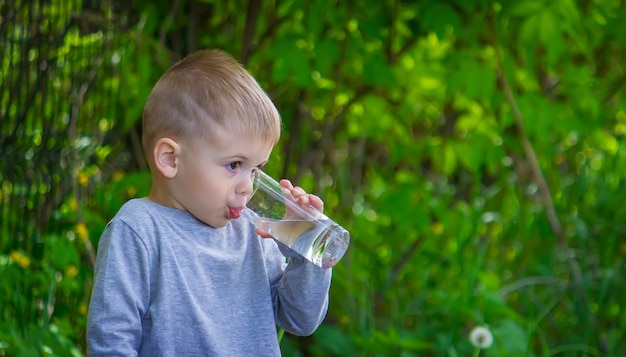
[1,0,625,356]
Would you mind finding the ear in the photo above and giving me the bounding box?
[152,138,180,179]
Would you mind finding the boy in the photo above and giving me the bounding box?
[87,49,332,356]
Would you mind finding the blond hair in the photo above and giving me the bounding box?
[142,49,281,163]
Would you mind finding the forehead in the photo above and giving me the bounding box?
[193,124,274,164]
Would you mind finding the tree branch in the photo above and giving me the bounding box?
[69,57,103,269]
[159,0,180,49]
[377,235,425,303]
[240,0,260,65]
[489,12,583,289]
[496,71,563,237]
[282,90,306,179]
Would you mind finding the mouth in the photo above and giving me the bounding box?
[228,207,243,219]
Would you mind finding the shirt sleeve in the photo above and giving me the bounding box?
[266,240,333,336]
[86,219,152,356]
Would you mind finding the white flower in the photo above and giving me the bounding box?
[469,326,493,349]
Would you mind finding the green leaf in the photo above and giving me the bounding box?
[313,325,356,355]
[307,0,327,37]
[420,2,461,38]
[292,49,312,86]
[447,55,495,103]
[519,13,542,44]
[442,142,458,175]
[492,319,528,355]
[507,0,545,17]
[313,40,339,77]
[454,140,485,174]
[362,52,394,87]
[47,235,80,269]
[539,10,565,65]
[372,329,432,351]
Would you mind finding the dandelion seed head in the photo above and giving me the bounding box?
[469,326,493,349]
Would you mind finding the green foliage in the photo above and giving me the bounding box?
[2,0,626,355]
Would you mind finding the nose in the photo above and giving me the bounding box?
[234,167,259,197]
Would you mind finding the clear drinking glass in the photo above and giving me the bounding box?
[234,168,350,269]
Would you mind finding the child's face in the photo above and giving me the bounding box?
[172,125,273,228]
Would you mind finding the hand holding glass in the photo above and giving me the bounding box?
[233,169,350,269]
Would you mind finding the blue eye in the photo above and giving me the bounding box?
[226,162,241,172]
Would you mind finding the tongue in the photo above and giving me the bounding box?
[229,208,241,219]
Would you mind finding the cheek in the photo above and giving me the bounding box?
[187,170,230,201]
[191,171,218,194]
[178,164,213,196]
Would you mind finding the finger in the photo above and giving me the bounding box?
[297,194,310,206]
[291,186,307,198]
[256,227,273,239]
[279,179,294,190]
[308,194,324,212]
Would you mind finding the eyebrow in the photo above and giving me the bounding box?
[223,154,248,161]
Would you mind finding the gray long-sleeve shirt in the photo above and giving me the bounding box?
[87,198,331,356]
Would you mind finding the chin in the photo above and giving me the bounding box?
[210,218,232,228]
[196,215,230,228]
